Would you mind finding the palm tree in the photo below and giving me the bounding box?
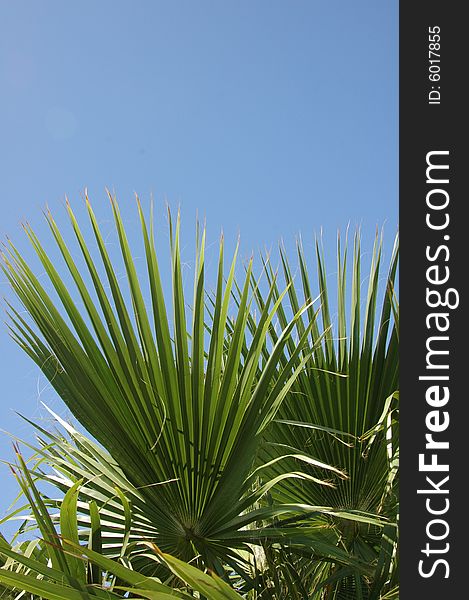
[0,195,398,598]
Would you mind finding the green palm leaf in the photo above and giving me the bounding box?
[1,196,330,573]
[244,231,399,598]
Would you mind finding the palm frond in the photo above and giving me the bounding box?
[244,231,399,598]
[1,197,332,571]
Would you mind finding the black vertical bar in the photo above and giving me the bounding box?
[400,2,465,597]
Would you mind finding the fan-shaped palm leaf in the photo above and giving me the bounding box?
[244,232,399,598]
[1,196,346,579]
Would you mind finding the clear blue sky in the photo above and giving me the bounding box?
[0,1,398,525]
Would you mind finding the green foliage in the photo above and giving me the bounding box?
[0,462,243,599]
[1,198,398,599]
[247,233,399,598]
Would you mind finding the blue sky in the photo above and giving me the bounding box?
[0,1,397,525]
